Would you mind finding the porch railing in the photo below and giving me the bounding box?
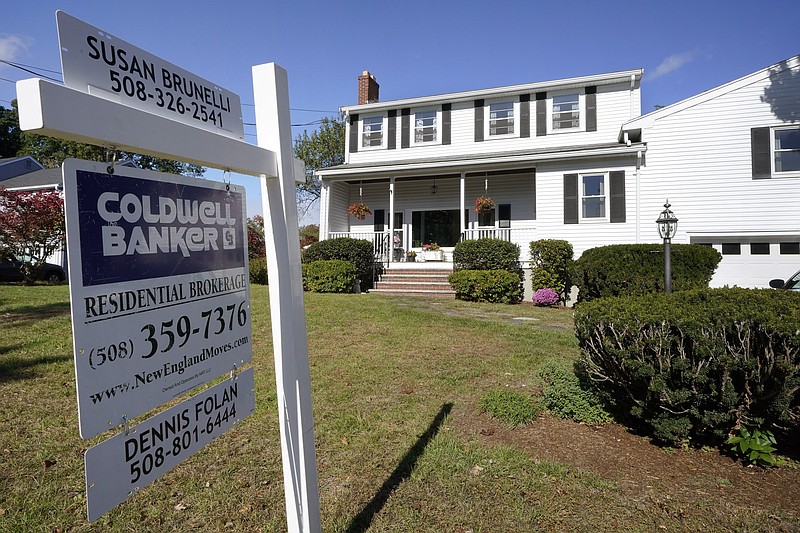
[460,228,512,241]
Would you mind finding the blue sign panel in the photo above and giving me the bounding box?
[75,170,245,286]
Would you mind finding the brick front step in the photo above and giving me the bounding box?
[372,267,454,297]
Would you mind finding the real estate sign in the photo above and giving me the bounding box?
[63,159,252,439]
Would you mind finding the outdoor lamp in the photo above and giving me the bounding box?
[655,200,678,293]
[431,177,438,195]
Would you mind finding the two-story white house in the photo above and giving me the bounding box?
[317,56,800,295]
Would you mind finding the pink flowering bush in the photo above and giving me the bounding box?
[533,288,560,307]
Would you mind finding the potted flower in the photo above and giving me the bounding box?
[347,202,372,220]
[420,242,443,261]
[406,250,417,262]
[475,196,495,214]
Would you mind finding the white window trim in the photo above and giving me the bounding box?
[772,125,800,177]
[485,99,518,139]
[579,172,608,222]
[548,89,584,134]
[360,114,385,150]
[410,108,440,146]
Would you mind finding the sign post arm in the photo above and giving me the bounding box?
[252,63,321,533]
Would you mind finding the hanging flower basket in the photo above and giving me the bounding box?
[474,196,495,214]
[346,202,372,220]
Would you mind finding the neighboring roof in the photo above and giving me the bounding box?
[620,53,800,141]
[342,69,644,114]
[0,167,62,190]
[318,142,645,179]
[0,156,44,177]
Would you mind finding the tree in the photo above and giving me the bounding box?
[0,188,65,284]
[0,104,21,158]
[247,215,266,260]
[299,224,319,248]
[293,115,345,217]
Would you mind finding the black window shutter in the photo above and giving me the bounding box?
[520,94,530,138]
[442,103,451,145]
[348,114,359,153]
[535,92,547,137]
[585,86,597,132]
[751,127,771,178]
[498,204,511,228]
[564,174,578,224]
[474,99,484,142]
[609,170,626,223]
[464,209,470,230]
[401,108,410,149]
[374,209,385,232]
[387,110,397,150]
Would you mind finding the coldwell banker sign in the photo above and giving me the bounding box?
[63,159,252,439]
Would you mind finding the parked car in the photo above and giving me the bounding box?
[0,256,66,283]
[769,269,800,291]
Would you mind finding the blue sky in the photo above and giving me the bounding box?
[2,1,799,223]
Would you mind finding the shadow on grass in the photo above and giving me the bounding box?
[0,353,72,383]
[346,402,453,533]
[0,301,70,326]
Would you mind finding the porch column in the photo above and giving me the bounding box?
[389,177,395,264]
[320,180,329,240]
[459,172,466,239]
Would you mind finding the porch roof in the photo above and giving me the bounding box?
[317,142,645,179]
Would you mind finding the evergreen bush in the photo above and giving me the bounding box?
[448,270,523,303]
[248,257,268,285]
[301,260,357,293]
[572,243,721,302]
[574,288,800,445]
[302,237,375,290]
[529,239,573,301]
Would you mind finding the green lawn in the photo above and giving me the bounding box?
[0,285,795,532]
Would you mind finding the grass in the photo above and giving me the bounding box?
[0,285,795,531]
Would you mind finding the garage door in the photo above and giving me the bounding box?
[689,237,800,289]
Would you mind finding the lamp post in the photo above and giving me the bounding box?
[656,201,678,293]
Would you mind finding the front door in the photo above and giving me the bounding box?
[411,210,460,248]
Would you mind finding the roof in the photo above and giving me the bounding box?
[318,142,645,179]
[342,69,643,114]
[0,167,62,190]
[620,53,800,141]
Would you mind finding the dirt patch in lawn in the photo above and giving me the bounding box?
[452,407,800,528]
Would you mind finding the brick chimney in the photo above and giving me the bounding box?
[358,70,379,104]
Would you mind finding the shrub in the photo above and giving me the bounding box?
[448,270,523,304]
[529,239,573,301]
[301,260,356,293]
[574,288,800,446]
[453,238,523,279]
[537,359,611,425]
[480,389,541,427]
[302,237,375,290]
[726,426,779,467]
[249,257,268,285]
[572,244,721,302]
[533,288,560,307]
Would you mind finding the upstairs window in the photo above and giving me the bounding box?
[581,174,606,219]
[414,110,437,143]
[489,101,514,136]
[553,93,580,130]
[362,115,383,148]
[774,126,800,173]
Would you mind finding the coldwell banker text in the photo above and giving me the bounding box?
[98,192,237,258]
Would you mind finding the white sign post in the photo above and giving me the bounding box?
[16,11,321,530]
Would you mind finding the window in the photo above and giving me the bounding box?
[780,242,800,254]
[774,127,800,173]
[478,207,495,227]
[489,101,514,136]
[722,243,741,255]
[498,204,511,228]
[581,174,606,219]
[553,93,580,130]
[362,115,383,148]
[414,110,437,143]
[750,242,770,255]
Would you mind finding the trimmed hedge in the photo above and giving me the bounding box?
[249,257,268,285]
[452,238,523,303]
[302,260,356,293]
[529,239,573,301]
[572,243,721,302]
[302,237,375,290]
[574,288,800,445]
[448,270,523,304]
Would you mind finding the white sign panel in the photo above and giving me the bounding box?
[57,11,244,140]
[85,368,255,521]
[63,159,252,439]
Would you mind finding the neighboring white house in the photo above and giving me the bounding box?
[620,55,800,288]
[316,56,800,293]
